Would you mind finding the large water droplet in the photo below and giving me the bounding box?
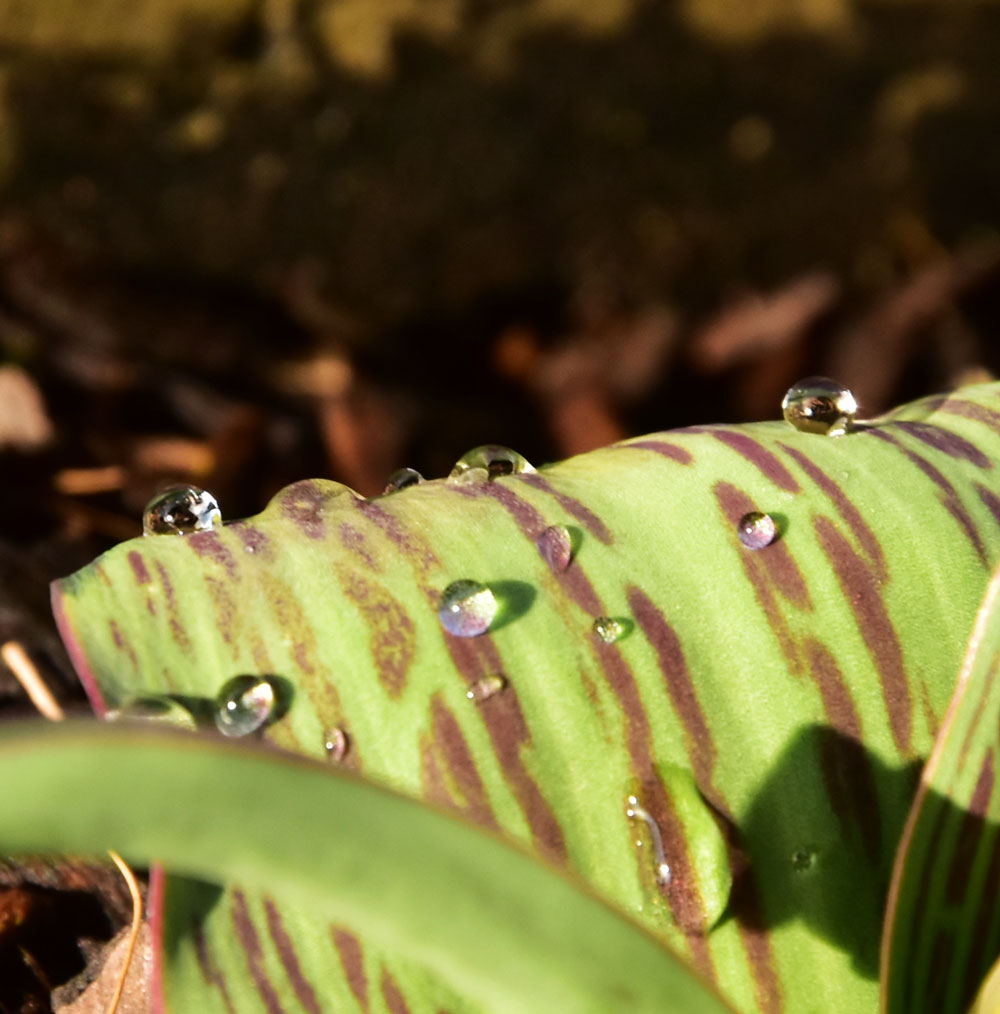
[143,485,221,536]
[449,445,536,481]
[466,674,507,703]
[593,617,625,644]
[738,511,778,550]
[626,795,672,887]
[383,467,424,494]
[781,377,857,436]
[438,581,498,637]
[106,695,197,730]
[214,675,277,737]
[324,726,349,762]
[536,525,572,573]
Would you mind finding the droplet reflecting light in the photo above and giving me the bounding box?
[106,695,197,730]
[383,467,424,494]
[781,377,857,436]
[536,525,573,573]
[214,675,277,737]
[738,511,778,550]
[324,727,349,762]
[593,617,625,644]
[466,674,507,703]
[449,445,535,481]
[438,581,498,637]
[143,485,221,536]
[626,795,672,887]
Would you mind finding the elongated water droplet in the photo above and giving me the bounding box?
[781,377,857,436]
[791,847,817,872]
[449,445,536,481]
[438,580,498,637]
[383,467,424,494]
[738,511,777,550]
[143,485,221,536]
[536,525,572,572]
[324,727,349,762]
[593,617,625,644]
[106,695,197,730]
[466,674,507,703]
[214,675,276,737]
[626,795,672,887]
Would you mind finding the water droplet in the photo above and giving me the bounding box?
[214,675,277,737]
[536,525,572,572]
[781,377,857,436]
[449,445,536,481]
[143,485,222,536]
[738,511,778,550]
[438,581,498,637]
[324,726,349,762]
[791,847,817,872]
[383,467,424,494]
[466,674,507,702]
[626,795,672,887]
[593,617,625,644]
[106,695,197,730]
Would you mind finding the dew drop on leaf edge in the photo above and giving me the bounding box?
[781,377,857,436]
[383,467,424,494]
[625,795,672,888]
[448,445,536,481]
[214,675,277,737]
[466,674,507,703]
[143,485,222,536]
[536,524,573,572]
[106,695,197,731]
[593,617,625,644]
[324,727,349,762]
[438,580,498,637]
[737,511,778,550]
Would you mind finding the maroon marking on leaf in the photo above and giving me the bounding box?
[187,531,238,578]
[231,523,271,559]
[231,890,285,1014]
[443,635,567,864]
[520,474,613,544]
[355,500,438,572]
[869,430,987,564]
[279,480,331,540]
[956,657,1000,770]
[712,431,801,493]
[127,550,151,585]
[263,897,322,1014]
[627,586,717,792]
[779,444,887,582]
[890,421,991,467]
[340,571,415,698]
[259,572,321,676]
[205,575,237,647]
[427,695,501,831]
[971,752,995,819]
[194,924,238,1014]
[156,561,192,652]
[939,396,1000,435]
[715,482,810,609]
[977,483,1000,531]
[339,522,380,570]
[814,517,913,753]
[331,928,369,1013]
[730,877,784,1014]
[622,439,695,465]
[109,619,138,674]
[381,968,411,1014]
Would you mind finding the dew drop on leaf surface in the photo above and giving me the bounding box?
[737,511,778,550]
[448,445,536,481]
[438,581,498,637]
[214,675,277,737]
[466,674,507,703]
[143,485,222,536]
[382,467,424,494]
[106,695,197,730]
[536,525,573,573]
[593,617,625,644]
[323,727,349,762]
[781,376,857,436]
[625,795,672,887]
[791,847,817,872]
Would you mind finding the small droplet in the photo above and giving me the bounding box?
[449,445,536,481]
[324,727,349,762]
[738,511,778,550]
[438,580,498,637]
[143,485,221,536]
[781,377,857,436]
[214,675,277,737]
[626,795,672,887]
[536,525,572,573]
[593,617,625,644]
[106,695,197,730]
[791,848,817,872]
[383,467,424,494]
[466,674,507,702]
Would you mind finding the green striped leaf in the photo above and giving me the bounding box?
[0,721,733,1014]
[50,382,1000,1011]
[882,560,1000,1013]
